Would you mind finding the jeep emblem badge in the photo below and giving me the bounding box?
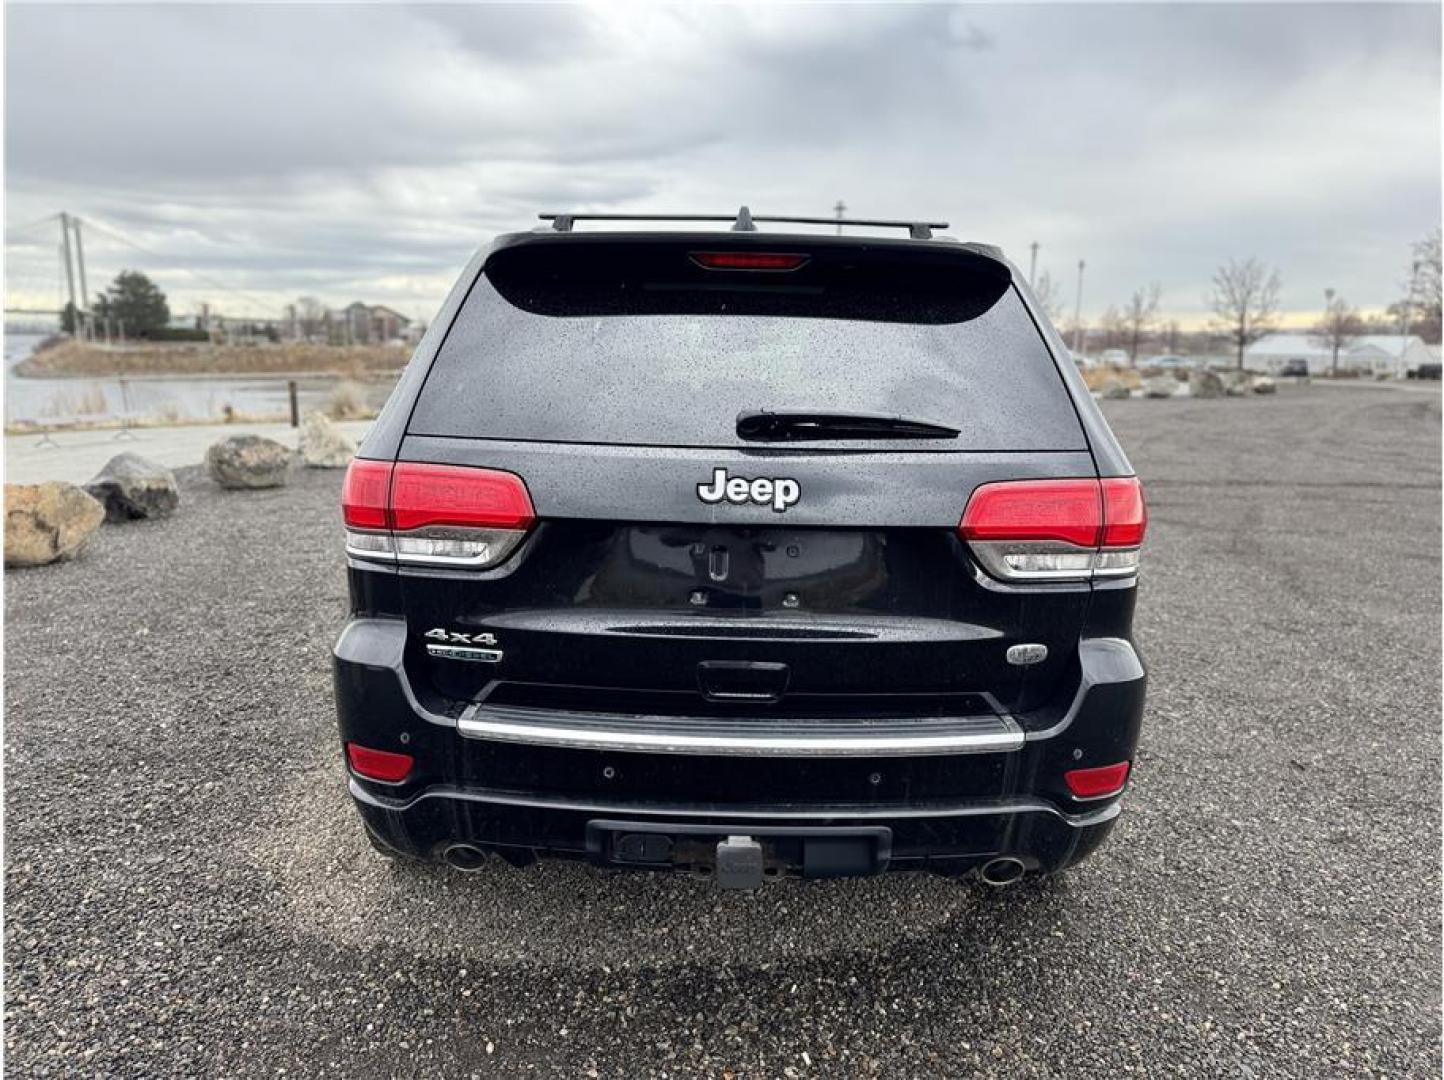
[697,467,800,513]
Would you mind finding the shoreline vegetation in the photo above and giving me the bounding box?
[14,340,410,380]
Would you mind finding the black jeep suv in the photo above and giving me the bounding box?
[333,209,1146,889]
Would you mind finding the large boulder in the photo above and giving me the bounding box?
[206,435,292,490]
[83,452,180,522]
[1099,376,1132,400]
[299,411,356,468]
[1188,368,1225,399]
[5,482,106,567]
[1222,371,1252,397]
[1142,376,1177,399]
[1252,375,1277,394]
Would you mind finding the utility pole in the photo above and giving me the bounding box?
[1325,287,1337,375]
[72,216,90,342]
[834,200,846,236]
[1072,258,1086,354]
[59,212,78,334]
[1029,242,1039,286]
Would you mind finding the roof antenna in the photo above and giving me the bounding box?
[731,205,757,232]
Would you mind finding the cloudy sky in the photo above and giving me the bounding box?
[5,2,1440,327]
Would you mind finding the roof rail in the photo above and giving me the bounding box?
[539,206,950,241]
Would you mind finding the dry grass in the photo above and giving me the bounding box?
[326,380,371,420]
[1081,366,1144,391]
[39,384,109,418]
[15,340,410,379]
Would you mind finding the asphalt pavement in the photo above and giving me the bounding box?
[4,383,1440,1077]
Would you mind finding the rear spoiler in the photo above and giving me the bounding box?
[483,232,1013,324]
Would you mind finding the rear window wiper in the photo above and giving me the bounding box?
[736,409,961,442]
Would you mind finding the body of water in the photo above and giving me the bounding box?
[3,332,393,424]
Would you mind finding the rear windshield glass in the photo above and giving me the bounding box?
[409,240,1085,451]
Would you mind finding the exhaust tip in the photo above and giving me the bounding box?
[441,843,488,872]
[978,856,1027,887]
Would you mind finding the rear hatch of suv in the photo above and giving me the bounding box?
[381,234,1095,732]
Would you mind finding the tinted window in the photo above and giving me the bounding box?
[410,241,1085,451]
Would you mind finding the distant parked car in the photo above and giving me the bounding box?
[1072,353,1098,371]
[1144,355,1193,372]
[1279,359,1310,378]
[1100,349,1129,366]
[1412,362,1442,380]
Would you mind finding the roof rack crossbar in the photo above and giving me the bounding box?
[539,206,949,240]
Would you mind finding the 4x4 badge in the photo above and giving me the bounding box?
[425,628,497,646]
[697,468,800,513]
[423,628,502,663]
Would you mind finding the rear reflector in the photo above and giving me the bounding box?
[342,459,535,568]
[959,476,1146,582]
[689,251,809,271]
[1064,761,1131,799]
[345,743,414,783]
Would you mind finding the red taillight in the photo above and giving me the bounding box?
[1100,476,1146,547]
[342,461,535,568]
[346,742,414,783]
[389,463,534,531]
[1064,761,1131,799]
[960,479,1102,548]
[959,476,1147,581]
[342,458,393,530]
[690,251,809,271]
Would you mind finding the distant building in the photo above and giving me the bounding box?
[368,305,412,343]
[1244,333,1435,378]
[336,302,412,344]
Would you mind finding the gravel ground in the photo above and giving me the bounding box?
[5,384,1440,1078]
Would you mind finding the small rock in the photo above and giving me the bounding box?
[205,435,292,490]
[5,482,105,567]
[83,452,180,522]
[1223,371,1252,396]
[1142,376,1177,399]
[1252,375,1277,394]
[1188,368,1225,399]
[298,411,356,468]
[1100,377,1132,399]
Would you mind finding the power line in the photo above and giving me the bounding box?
[78,216,278,316]
[3,212,61,238]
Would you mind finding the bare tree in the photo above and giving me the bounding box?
[1312,294,1363,375]
[1122,282,1162,364]
[1097,306,1129,352]
[1033,269,1065,322]
[1208,257,1281,369]
[1392,228,1442,343]
[1163,320,1182,353]
[295,296,328,340]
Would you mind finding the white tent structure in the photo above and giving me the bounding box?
[1244,333,1435,377]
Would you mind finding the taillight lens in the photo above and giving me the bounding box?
[1064,761,1131,799]
[341,458,392,530]
[346,742,414,783]
[342,459,536,568]
[959,476,1145,582]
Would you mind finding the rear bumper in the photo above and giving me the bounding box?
[351,778,1121,876]
[334,618,1145,877]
